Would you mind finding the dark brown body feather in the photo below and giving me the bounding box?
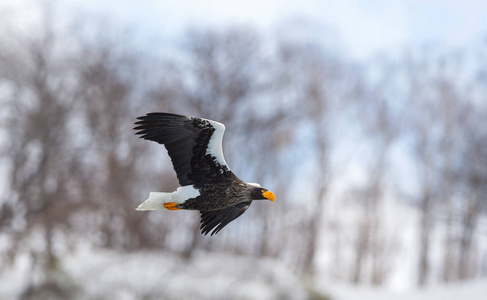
[179,172,249,211]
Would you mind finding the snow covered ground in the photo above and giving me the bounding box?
[1,247,486,299]
[0,248,309,300]
[322,280,487,300]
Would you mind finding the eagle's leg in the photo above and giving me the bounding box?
[163,202,180,210]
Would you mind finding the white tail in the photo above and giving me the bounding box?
[136,192,172,211]
[136,186,201,211]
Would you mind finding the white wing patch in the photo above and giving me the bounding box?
[172,185,200,203]
[206,119,230,169]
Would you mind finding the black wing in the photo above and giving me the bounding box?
[200,201,252,235]
[134,112,229,188]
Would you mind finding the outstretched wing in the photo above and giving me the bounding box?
[200,201,252,235]
[134,112,230,188]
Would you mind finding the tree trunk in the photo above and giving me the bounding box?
[418,191,432,287]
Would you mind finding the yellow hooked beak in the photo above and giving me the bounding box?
[263,191,275,202]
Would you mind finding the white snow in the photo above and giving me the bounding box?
[2,247,486,299]
[320,280,487,300]
[0,247,308,300]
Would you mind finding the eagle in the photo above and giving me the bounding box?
[134,112,275,235]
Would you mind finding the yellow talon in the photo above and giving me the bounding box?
[164,202,179,210]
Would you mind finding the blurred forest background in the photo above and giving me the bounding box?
[0,1,486,300]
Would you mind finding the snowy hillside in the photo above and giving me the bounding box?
[0,248,309,300]
[2,247,486,299]
[322,280,487,300]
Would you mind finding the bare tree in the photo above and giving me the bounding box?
[456,101,486,280]
[0,11,82,293]
[399,50,487,286]
[270,41,360,277]
[350,96,401,285]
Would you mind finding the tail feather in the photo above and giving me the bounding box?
[136,192,172,211]
[136,186,200,211]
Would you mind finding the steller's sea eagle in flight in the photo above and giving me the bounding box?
[134,112,275,235]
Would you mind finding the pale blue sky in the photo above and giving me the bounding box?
[1,0,486,59]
